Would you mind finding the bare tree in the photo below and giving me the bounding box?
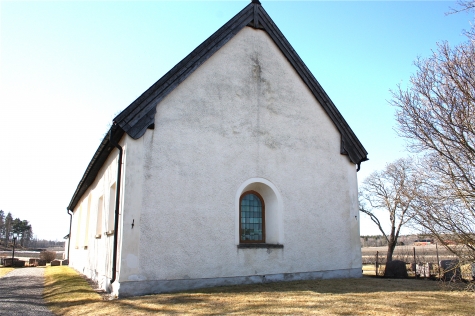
[390,18,475,260]
[409,157,475,262]
[448,0,475,14]
[359,158,418,263]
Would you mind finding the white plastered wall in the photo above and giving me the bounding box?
[117,134,146,284]
[115,26,362,294]
[69,137,127,292]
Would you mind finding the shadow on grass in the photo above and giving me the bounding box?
[112,285,473,316]
[176,276,443,295]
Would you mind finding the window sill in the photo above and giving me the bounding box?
[238,243,283,249]
[105,230,114,236]
[95,234,102,239]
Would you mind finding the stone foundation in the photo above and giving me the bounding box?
[116,268,361,298]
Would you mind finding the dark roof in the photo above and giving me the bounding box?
[68,1,368,211]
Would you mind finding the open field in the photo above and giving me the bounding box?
[362,245,472,279]
[0,249,64,268]
[44,266,474,315]
[362,245,458,265]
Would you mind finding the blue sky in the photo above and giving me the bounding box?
[0,1,472,240]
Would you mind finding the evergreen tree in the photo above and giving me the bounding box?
[12,218,33,247]
[0,210,4,245]
[4,212,13,246]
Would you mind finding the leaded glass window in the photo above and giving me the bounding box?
[240,191,265,243]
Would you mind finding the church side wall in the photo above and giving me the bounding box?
[116,134,147,286]
[69,137,127,292]
[117,26,362,296]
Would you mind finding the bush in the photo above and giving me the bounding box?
[40,251,57,263]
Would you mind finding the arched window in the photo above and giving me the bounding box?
[240,191,265,243]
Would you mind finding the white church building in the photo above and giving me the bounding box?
[66,0,368,298]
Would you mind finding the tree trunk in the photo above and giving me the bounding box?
[386,240,396,263]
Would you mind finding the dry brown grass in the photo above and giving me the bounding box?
[44,266,474,315]
[44,266,103,314]
[0,267,14,277]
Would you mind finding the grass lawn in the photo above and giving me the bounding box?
[0,267,14,277]
[44,266,474,315]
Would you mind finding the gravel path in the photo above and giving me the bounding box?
[0,267,55,316]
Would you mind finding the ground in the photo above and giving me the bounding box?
[43,266,475,316]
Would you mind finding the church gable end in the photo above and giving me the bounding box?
[67,0,367,298]
[113,0,367,166]
[69,0,367,214]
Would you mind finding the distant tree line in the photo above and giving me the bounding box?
[360,235,431,248]
[360,236,389,248]
[28,239,64,249]
[0,209,33,248]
